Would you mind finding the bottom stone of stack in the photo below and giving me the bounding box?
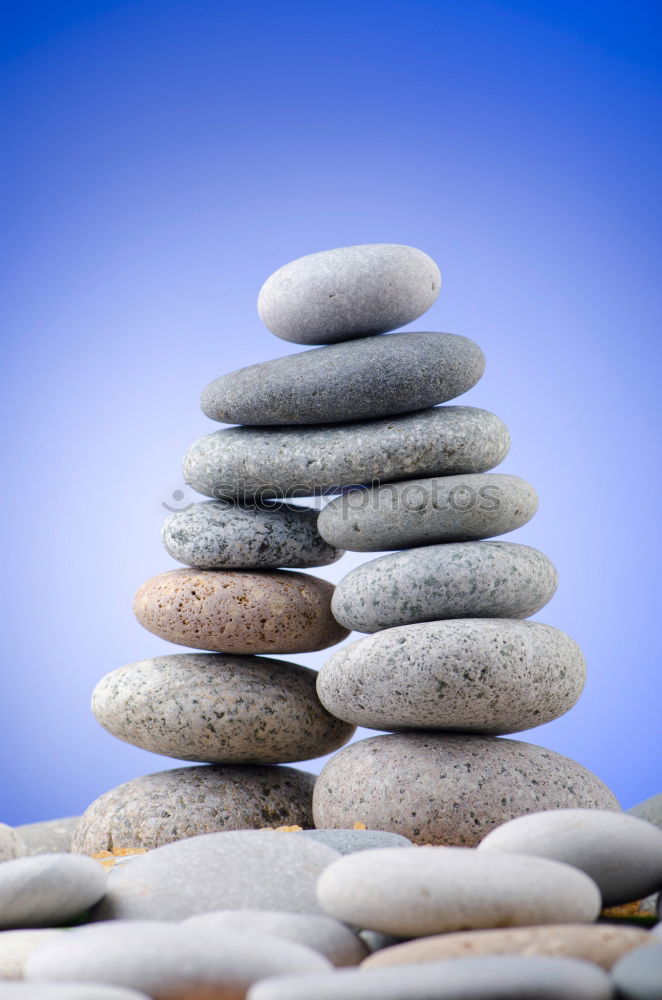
[312,733,619,846]
[71,764,316,855]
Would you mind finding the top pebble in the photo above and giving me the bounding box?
[257,244,441,344]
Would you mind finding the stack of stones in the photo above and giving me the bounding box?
[73,242,617,855]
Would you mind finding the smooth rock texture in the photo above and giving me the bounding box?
[317,472,539,550]
[0,930,63,979]
[611,945,662,1000]
[183,406,510,501]
[25,921,330,998]
[14,818,78,857]
[630,793,662,831]
[317,846,601,936]
[331,541,558,632]
[297,829,412,855]
[313,733,620,845]
[0,826,25,864]
[133,568,348,654]
[183,910,368,967]
[316,620,585,735]
[0,854,107,929]
[478,809,662,906]
[247,955,613,1000]
[0,986,151,1000]
[362,924,654,971]
[201,332,484,425]
[257,244,441,345]
[72,765,316,855]
[162,500,343,569]
[92,654,355,764]
[87,830,340,921]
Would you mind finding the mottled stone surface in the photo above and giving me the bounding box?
[630,792,662,830]
[133,568,348,654]
[318,472,539,551]
[14,818,78,857]
[183,407,510,501]
[201,332,484,425]
[611,945,662,1000]
[313,733,620,846]
[183,910,368,967]
[317,620,585,735]
[317,847,600,937]
[478,809,662,906]
[297,829,412,855]
[87,830,340,921]
[247,955,613,1000]
[363,924,654,971]
[92,654,355,764]
[162,500,343,569]
[0,985,151,1000]
[0,854,107,929]
[257,244,441,345]
[331,542,558,632]
[0,825,25,864]
[72,765,316,856]
[0,929,63,979]
[25,921,330,996]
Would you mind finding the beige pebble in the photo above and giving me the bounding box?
[0,929,63,978]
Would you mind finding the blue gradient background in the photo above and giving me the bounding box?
[1,1,660,825]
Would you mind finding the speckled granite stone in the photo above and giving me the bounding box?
[133,568,349,654]
[316,620,585,735]
[317,847,601,936]
[183,407,510,501]
[257,244,441,345]
[312,733,620,846]
[629,792,662,830]
[317,473,538,551]
[0,929,64,978]
[478,808,662,906]
[296,829,412,855]
[87,830,340,920]
[362,924,654,971]
[71,765,316,855]
[331,541,558,632]
[247,956,613,1000]
[201,332,484,425]
[0,854,107,929]
[0,825,25,863]
[15,818,78,857]
[92,654,355,764]
[162,500,343,569]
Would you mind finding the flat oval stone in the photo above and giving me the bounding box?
[0,985,151,1000]
[201,332,484,425]
[317,473,539,551]
[317,620,585,735]
[257,244,441,345]
[92,654,355,764]
[0,929,64,979]
[317,846,601,936]
[362,924,654,971]
[478,809,662,906]
[25,921,330,997]
[0,825,25,863]
[0,854,107,930]
[15,818,78,857]
[183,406,510,501]
[331,541,558,632]
[611,945,662,1000]
[133,568,349,654]
[86,830,340,921]
[183,910,368,967]
[296,829,412,855]
[162,500,343,569]
[71,765,316,855]
[247,955,613,1000]
[312,733,619,845]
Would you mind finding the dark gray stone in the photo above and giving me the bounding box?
[71,765,317,856]
[317,620,585,735]
[0,854,107,929]
[330,541,558,632]
[14,818,79,857]
[296,829,412,854]
[201,332,484,424]
[183,407,510,502]
[92,654,354,764]
[317,472,539,551]
[610,944,662,1000]
[257,244,441,345]
[162,500,343,569]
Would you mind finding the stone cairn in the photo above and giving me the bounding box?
[71,243,618,855]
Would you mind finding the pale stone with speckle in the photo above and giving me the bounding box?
[15,819,78,857]
[629,792,662,831]
[0,826,25,864]
[0,929,63,979]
